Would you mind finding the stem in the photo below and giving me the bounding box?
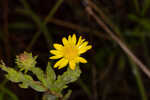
[48,18,108,39]
[86,0,121,36]
[2,0,11,63]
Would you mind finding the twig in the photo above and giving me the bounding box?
[85,1,150,79]
[86,0,122,37]
[48,18,109,39]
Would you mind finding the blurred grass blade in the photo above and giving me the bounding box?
[8,22,35,30]
[133,0,140,13]
[0,85,19,100]
[142,0,150,15]
[128,14,150,31]
[18,0,64,51]
[128,14,139,22]
[63,90,72,100]
[129,59,147,100]
[16,8,52,45]
[0,92,4,100]
[44,0,64,23]
[77,79,91,97]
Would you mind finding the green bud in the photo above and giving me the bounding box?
[16,52,37,73]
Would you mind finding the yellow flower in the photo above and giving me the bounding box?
[49,34,92,70]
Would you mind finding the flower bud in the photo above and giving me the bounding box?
[16,52,37,73]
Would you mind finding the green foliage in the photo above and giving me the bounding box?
[53,65,81,93]
[63,90,72,100]
[45,63,56,89]
[42,93,57,100]
[1,0,150,99]
[0,52,81,100]
[142,0,150,15]
[128,14,150,32]
[0,80,19,100]
[42,90,72,100]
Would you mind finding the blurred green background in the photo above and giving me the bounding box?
[1,0,150,100]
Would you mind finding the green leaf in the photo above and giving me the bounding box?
[45,62,56,88]
[19,82,29,88]
[30,67,45,82]
[18,71,47,92]
[63,90,72,100]
[53,78,67,93]
[29,81,47,92]
[54,65,81,93]
[0,63,47,92]
[5,68,22,83]
[18,74,34,88]
[42,94,58,100]
[59,65,81,84]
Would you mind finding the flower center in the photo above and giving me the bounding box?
[63,45,78,60]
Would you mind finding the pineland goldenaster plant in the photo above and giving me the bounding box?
[49,34,92,70]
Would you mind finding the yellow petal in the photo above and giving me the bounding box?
[69,60,76,70]
[54,59,63,68]
[82,45,92,51]
[53,43,63,50]
[79,45,92,54]
[49,55,62,59]
[62,37,68,46]
[79,41,88,49]
[77,36,85,47]
[72,34,76,45]
[68,35,72,43]
[77,57,87,63]
[50,50,62,56]
[85,45,92,51]
[54,58,66,68]
[58,59,68,69]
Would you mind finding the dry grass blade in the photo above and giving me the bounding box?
[85,0,150,79]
